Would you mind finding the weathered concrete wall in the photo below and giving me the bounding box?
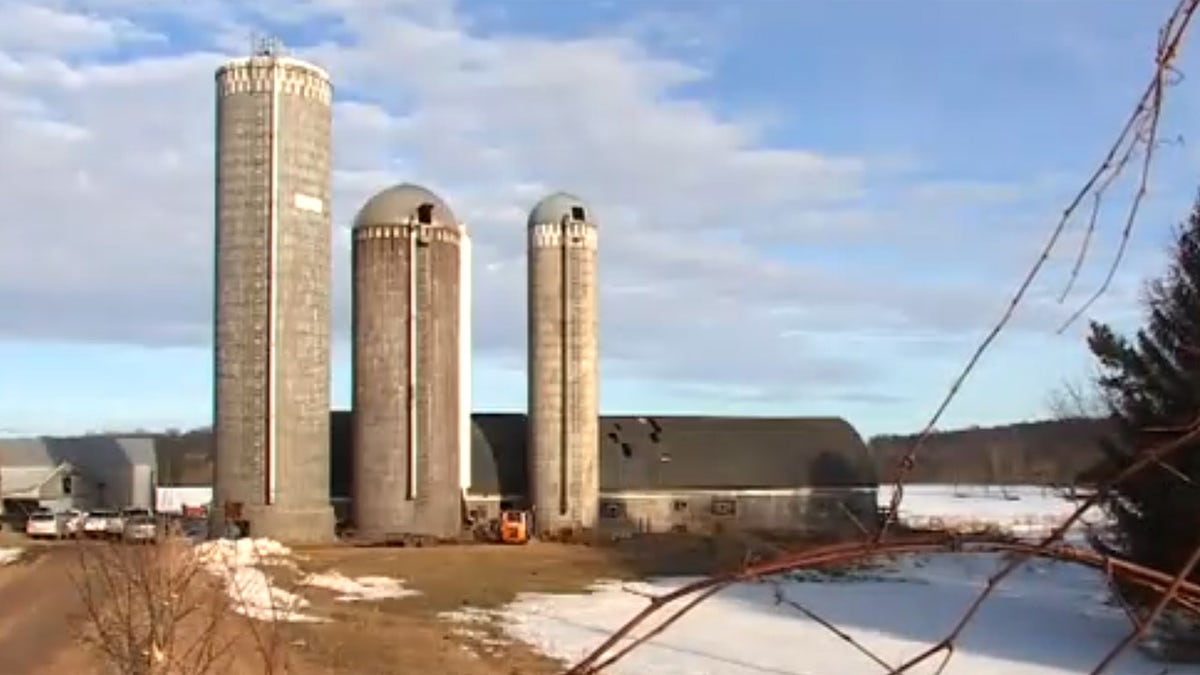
[596,489,879,537]
[352,203,462,539]
[464,488,878,539]
[213,56,335,543]
[527,195,600,536]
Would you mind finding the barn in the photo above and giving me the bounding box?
[329,412,880,537]
[467,414,878,537]
[0,436,156,525]
[66,413,880,538]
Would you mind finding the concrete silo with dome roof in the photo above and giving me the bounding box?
[526,192,600,536]
[211,41,335,544]
[350,183,471,539]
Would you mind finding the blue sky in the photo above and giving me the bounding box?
[0,0,1197,439]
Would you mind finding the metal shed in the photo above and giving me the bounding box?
[0,437,156,518]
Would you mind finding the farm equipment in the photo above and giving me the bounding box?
[498,509,530,545]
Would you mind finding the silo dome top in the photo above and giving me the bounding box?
[353,183,458,229]
[528,191,593,228]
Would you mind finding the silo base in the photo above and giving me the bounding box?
[242,504,337,545]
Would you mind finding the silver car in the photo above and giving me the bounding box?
[82,509,118,538]
[122,514,159,544]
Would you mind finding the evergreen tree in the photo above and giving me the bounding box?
[1086,191,1200,588]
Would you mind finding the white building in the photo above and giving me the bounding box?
[0,437,156,519]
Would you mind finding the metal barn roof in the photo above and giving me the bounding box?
[0,437,156,469]
[466,414,877,495]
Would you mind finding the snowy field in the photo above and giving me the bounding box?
[878,483,1107,538]
[485,553,1200,674]
[434,485,1148,673]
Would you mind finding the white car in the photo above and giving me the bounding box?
[108,507,152,538]
[25,511,65,539]
[60,509,86,535]
[83,509,119,538]
[122,515,159,544]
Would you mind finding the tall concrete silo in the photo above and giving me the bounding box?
[351,183,466,539]
[527,192,600,536]
[211,42,336,544]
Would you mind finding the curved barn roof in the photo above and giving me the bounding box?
[467,414,877,495]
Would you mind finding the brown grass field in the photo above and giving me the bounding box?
[0,531,778,674]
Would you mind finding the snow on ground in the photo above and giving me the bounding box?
[438,607,515,660]
[485,553,1200,675]
[299,570,420,602]
[0,548,21,566]
[193,538,322,622]
[878,484,1108,538]
[191,538,418,621]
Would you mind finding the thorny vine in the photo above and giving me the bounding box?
[565,1,1200,673]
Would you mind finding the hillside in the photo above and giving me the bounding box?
[868,417,1116,486]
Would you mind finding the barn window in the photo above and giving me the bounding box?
[621,442,633,458]
[61,476,73,495]
[711,498,736,517]
[672,499,688,512]
[570,206,586,221]
[607,432,619,442]
[601,500,624,519]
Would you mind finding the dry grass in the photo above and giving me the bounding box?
[275,533,795,674]
[2,531,805,675]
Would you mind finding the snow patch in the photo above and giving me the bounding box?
[439,607,513,659]
[0,548,22,566]
[300,571,420,602]
[439,607,499,624]
[190,538,421,621]
[467,552,1200,675]
[192,538,323,623]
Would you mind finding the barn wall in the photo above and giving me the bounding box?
[1,466,98,511]
[464,487,878,538]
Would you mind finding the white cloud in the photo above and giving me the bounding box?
[0,0,1159,405]
[0,1,162,54]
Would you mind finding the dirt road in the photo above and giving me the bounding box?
[0,547,92,675]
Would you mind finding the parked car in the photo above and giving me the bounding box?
[25,511,65,540]
[60,509,86,536]
[82,509,119,538]
[108,507,153,539]
[122,514,158,544]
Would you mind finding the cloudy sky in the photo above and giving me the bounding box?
[1,0,1199,438]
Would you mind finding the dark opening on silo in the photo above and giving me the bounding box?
[570,206,586,221]
[417,203,434,224]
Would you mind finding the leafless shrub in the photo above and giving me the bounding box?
[69,531,314,675]
[68,534,234,675]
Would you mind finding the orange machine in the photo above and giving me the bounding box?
[499,510,530,545]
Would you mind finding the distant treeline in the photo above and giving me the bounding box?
[131,415,1117,487]
[867,417,1116,486]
